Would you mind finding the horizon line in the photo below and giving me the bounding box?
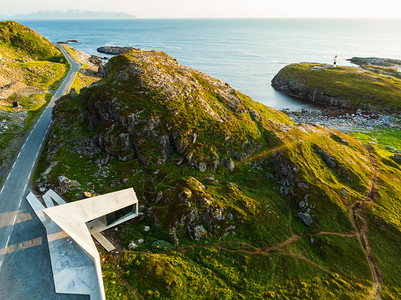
[4,16,401,21]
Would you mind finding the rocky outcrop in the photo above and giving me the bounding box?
[148,176,239,243]
[97,46,136,55]
[57,175,80,194]
[271,70,357,110]
[348,57,401,68]
[57,40,79,44]
[65,49,279,172]
[313,144,341,169]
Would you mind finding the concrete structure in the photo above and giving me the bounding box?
[26,188,139,300]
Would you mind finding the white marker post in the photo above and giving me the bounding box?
[333,55,338,67]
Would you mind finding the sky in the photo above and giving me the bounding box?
[1,0,401,18]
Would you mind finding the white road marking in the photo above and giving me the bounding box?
[12,161,16,169]
[12,214,17,227]
[17,152,21,159]
[18,197,23,206]
[6,173,11,181]
[0,186,4,193]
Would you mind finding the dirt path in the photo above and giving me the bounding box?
[349,202,382,299]
[261,235,301,252]
[307,231,357,238]
[348,146,382,299]
[204,229,357,257]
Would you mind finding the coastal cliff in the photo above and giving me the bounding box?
[271,63,401,112]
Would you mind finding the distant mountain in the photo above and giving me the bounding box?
[13,10,135,20]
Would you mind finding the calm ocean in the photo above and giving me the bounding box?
[18,19,401,110]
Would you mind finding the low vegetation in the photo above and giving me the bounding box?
[0,21,69,185]
[33,49,401,299]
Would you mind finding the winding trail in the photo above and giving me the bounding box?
[348,145,382,299]
[349,202,382,299]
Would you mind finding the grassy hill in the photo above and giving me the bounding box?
[271,63,401,112]
[35,49,401,299]
[0,21,63,61]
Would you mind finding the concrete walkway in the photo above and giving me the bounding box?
[27,191,101,299]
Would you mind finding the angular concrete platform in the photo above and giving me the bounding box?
[26,188,139,300]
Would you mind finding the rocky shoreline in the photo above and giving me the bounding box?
[282,107,401,133]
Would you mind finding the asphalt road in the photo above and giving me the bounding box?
[0,45,87,299]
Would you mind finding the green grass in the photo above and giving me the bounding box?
[0,21,63,61]
[102,263,139,300]
[350,128,401,230]
[368,212,401,298]
[69,67,100,93]
[350,128,401,158]
[289,235,371,284]
[119,245,370,299]
[7,60,68,89]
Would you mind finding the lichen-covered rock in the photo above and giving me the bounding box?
[57,175,80,194]
[313,144,341,169]
[57,49,288,172]
[298,210,314,226]
[128,241,138,249]
[394,153,401,162]
[193,225,207,240]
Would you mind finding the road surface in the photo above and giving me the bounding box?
[0,45,87,299]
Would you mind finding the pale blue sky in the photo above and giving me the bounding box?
[1,0,401,18]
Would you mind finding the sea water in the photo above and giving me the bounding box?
[18,19,401,110]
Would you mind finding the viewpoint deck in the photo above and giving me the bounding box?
[26,188,139,300]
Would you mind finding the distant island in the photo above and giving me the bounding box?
[3,9,135,20]
[97,46,136,55]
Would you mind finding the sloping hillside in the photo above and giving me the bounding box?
[37,49,401,299]
[0,21,68,109]
[0,21,68,185]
